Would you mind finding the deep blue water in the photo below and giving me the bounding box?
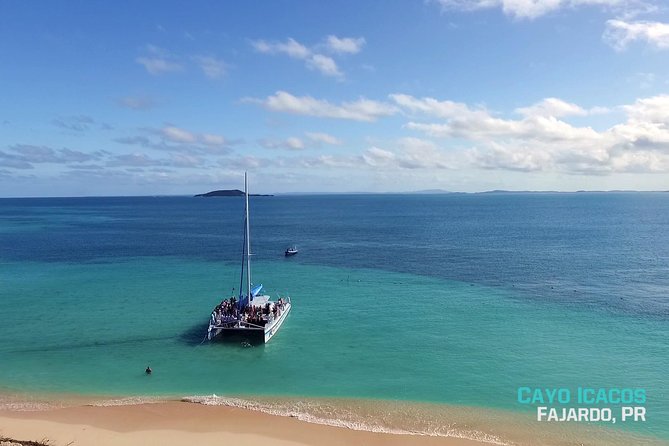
[3,193,668,317]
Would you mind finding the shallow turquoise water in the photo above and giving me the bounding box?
[1,257,667,442]
[1,194,668,444]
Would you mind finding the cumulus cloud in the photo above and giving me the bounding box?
[108,153,164,168]
[252,38,311,59]
[251,35,364,78]
[118,95,156,110]
[306,54,342,77]
[159,126,228,152]
[621,94,669,122]
[193,55,227,79]
[134,45,226,79]
[0,144,102,169]
[305,132,343,145]
[116,125,229,155]
[0,152,34,169]
[362,146,397,167]
[201,133,226,146]
[10,144,99,163]
[390,93,486,119]
[604,19,669,50]
[248,91,398,122]
[259,137,306,150]
[51,115,95,132]
[162,126,198,144]
[136,56,182,75]
[361,138,455,170]
[259,132,343,151]
[107,151,209,169]
[135,45,182,75]
[516,98,589,117]
[433,0,651,20]
[398,92,669,174]
[244,91,669,175]
[325,35,366,54]
[396,93,602,143]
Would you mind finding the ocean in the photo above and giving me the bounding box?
[1,193,667,445]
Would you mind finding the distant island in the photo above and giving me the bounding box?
[195,189,273,197]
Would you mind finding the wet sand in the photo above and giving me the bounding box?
[0,401,489,446]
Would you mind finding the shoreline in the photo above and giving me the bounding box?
[0,400,489,446]
[1,393,667,446]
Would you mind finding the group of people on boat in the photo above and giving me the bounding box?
[210,296,288,328]
[213,296,238,321]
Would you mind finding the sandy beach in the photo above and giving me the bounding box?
[0,401,490,446]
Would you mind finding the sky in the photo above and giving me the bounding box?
[1,0,669,196]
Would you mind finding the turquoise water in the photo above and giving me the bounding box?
[1,194,668,444]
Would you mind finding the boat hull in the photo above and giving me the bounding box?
[208,302,291,344]
[264,302,291,343]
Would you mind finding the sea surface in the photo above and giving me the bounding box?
[1,193,668,445]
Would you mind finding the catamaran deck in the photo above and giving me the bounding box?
[208,295,291,343]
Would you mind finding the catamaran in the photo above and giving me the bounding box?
[207,173,292,344]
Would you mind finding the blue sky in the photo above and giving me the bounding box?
[1,0,668,196]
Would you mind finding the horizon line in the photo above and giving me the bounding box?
[1,189,668,199]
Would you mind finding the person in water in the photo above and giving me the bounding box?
[145,366,152,375]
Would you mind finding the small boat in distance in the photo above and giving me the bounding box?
[285,246,298,256]
[207,173,292,344]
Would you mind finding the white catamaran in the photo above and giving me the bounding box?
[207,173,292,344]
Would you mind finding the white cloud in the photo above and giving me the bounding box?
[201,133,226,147]
[171,153,205,168]
[136,56,182,75]
[116,125,229,156]
[259,132,342,151]
[516,98,588,117]
[306,54,343,78]
[395,137,456,169]
[251,36,365,78]
[158,126,227,149]
[395,94,602,143]
[51,115,96,131]
[252,38,311,59]
[162,126,197,144]
[1,144,102,169]
[193,55,227,79]
[136,45,226,77]
[362,146,397,167]
[433,0,649,20]
[325,35,366,54]
[621,94,669,122]
[259,137,306,150]
[390,93,487,120]
[398,93,669,174]
[108,153,165,168]
[249,91,398,122]
[305,132,343,145]
[604,19,669,50]
[119,95,156,110]
[285,137,305,150]
[361,138,455,170]
[471,142,556,172]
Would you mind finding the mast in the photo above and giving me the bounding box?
[245,172,252,304]
[238,217,246,302]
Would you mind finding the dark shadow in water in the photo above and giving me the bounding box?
[4,335,170,354]
[178,322,211,346]
[209,332,265,347]
[178,323,266,349]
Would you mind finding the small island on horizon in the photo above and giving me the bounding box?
[194,189,274,198]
